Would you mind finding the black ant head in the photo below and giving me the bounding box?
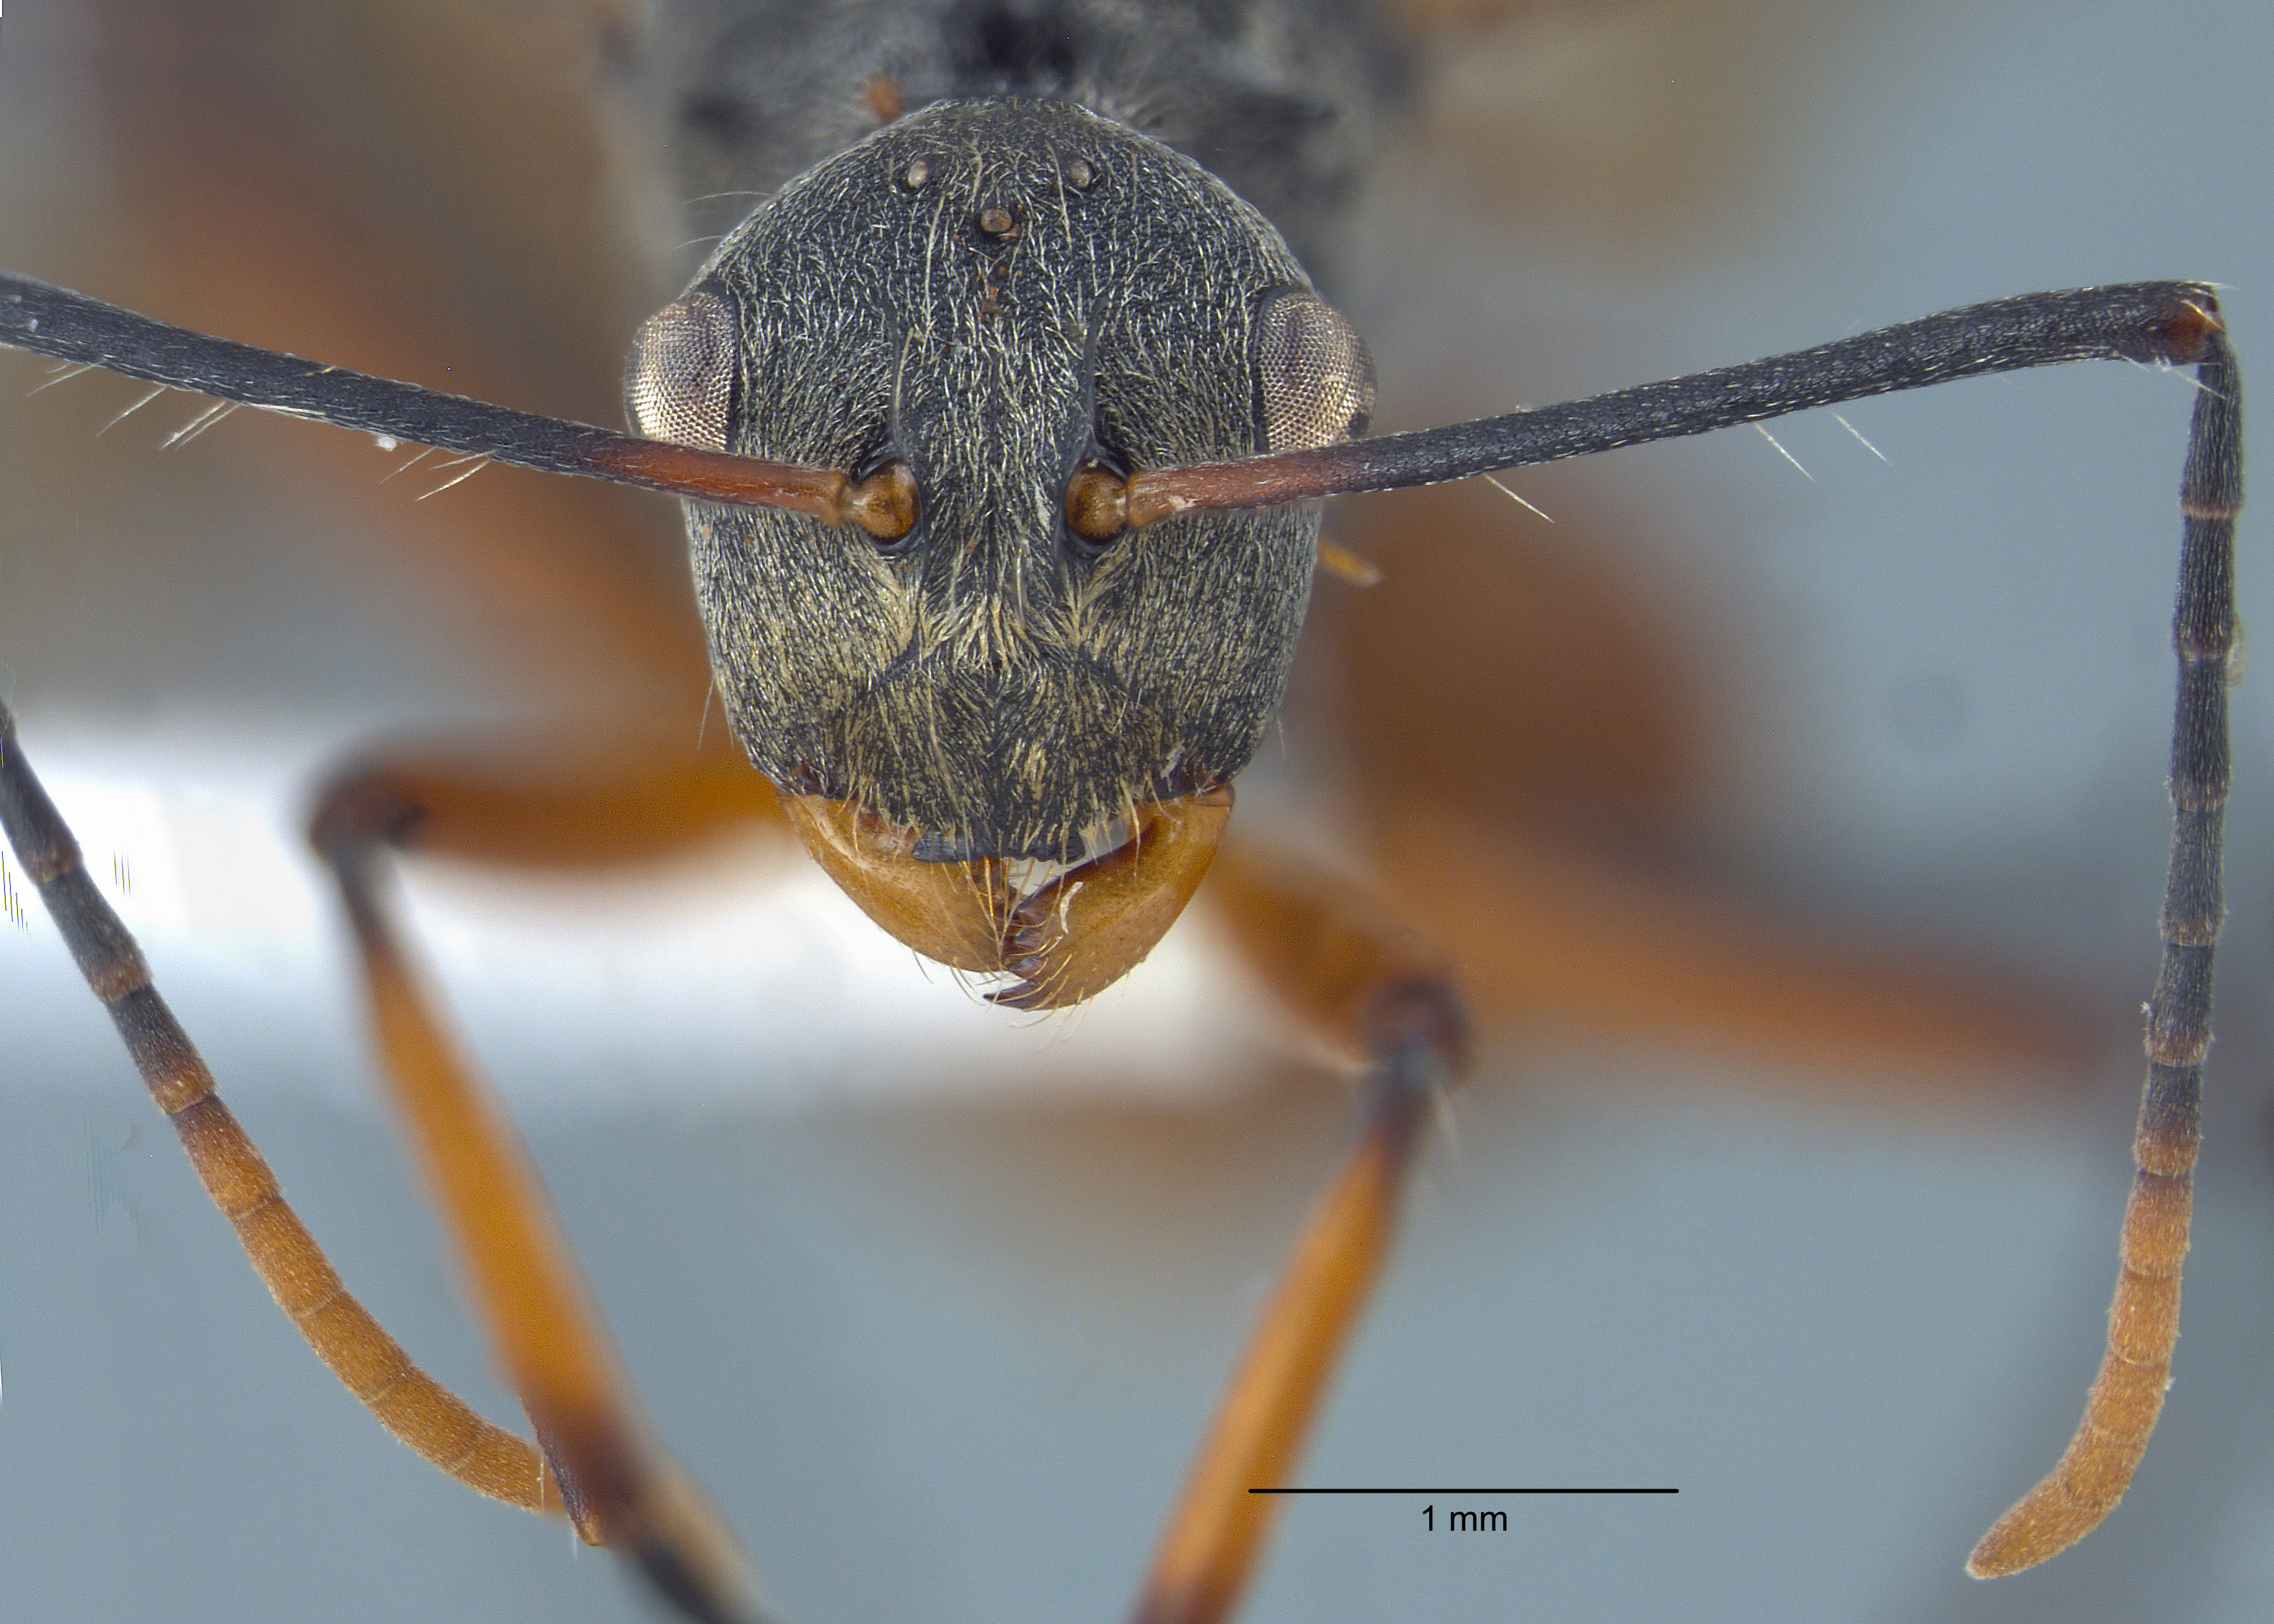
[627,97,1372,1001]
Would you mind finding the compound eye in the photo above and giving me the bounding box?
[1255,290,1375,452]
[625,290,736,450]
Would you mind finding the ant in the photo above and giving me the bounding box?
[0,3,2265,1619]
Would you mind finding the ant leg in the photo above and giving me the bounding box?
[1373,797,2094,1092]
[1332,481,2095,1096]
[311,721,780,870]
[1127,842,1469,1624]
[305,726,780,1623]
[0,702,566,1513]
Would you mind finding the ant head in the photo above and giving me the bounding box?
[627,97,1372,1002]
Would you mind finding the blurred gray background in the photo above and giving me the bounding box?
[3,2,2273,1622]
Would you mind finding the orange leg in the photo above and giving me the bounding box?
[1335,481,2096,1098]
[1128,842,1470,1624]
[303,729,785,1621]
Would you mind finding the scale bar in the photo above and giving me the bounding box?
[1248,1487,1677,1496]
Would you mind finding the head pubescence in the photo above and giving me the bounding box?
[627,98,1372,1004]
